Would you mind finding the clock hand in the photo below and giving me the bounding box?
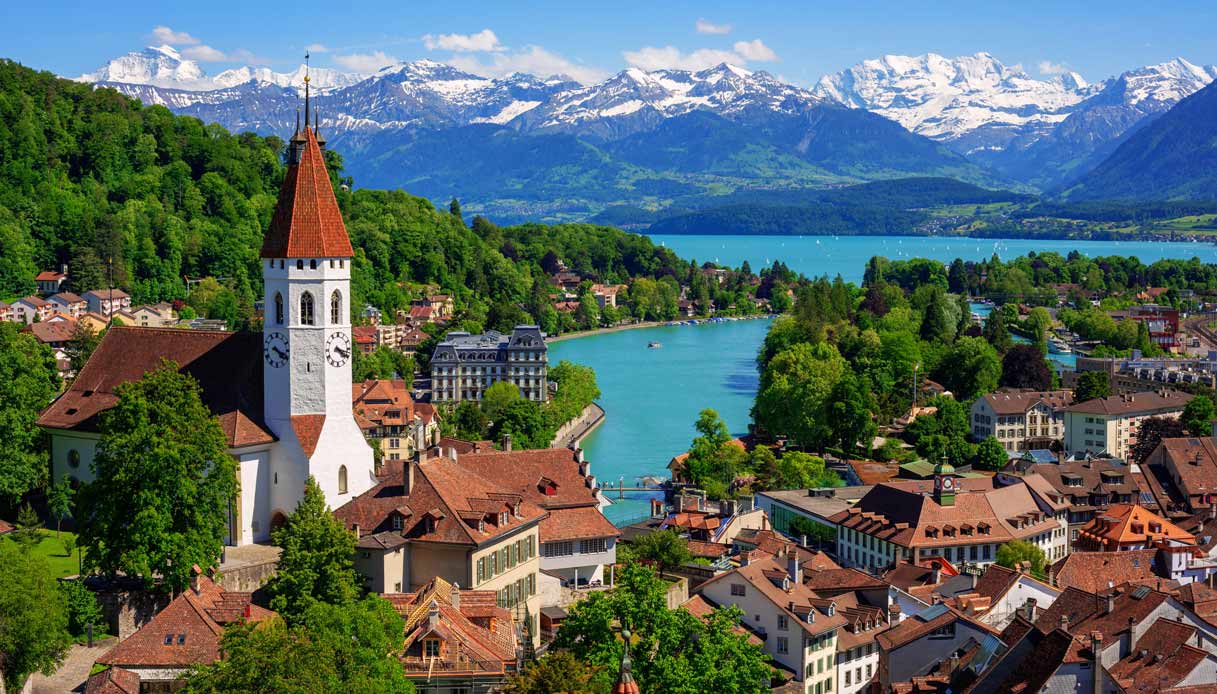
[272,346,287,359]
[337,346,351,359]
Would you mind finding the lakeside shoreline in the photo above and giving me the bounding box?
[547,315,774,344]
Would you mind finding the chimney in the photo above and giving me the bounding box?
[800,535,808,548]
[740,551,751,567]
[931,566,942,584]
[405,461,416,495]
[473,442,482,453]
[574,447,585,463]
[428,599,440,632]
[190,564,203,595]
[650,498,664,519]
[1128,616,1138,649]
[1022,598,1037,622]
[787,553,802,585]
[1090,631,1104,694]
[451,582,461,610]
[969,572,979,590]
[1060,613,1069,631]
[1107,593,1116,614]
[502,433,512,452]
[888,603,901,621]
[448,446,458,461]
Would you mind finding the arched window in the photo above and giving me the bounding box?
[296,259,304,270]
[67,449,81,468]
[338,465,348,494]
[300,292,315,325]
[274,292,284,325]
[310,259,317,270]
[330,290,342,324]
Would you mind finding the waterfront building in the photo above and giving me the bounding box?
[1071,352,1217,393]
[333,454,544,646]
[969,389,1072,452]
[755,486,874,539]
[830,465,1069,574]
[1111,304,1180,351]
[38,115,377,546]
[698,554,847,694]
[1062,390,1192,459]
[430,326,548,403]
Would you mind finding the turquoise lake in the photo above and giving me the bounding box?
[554,236,1217,522]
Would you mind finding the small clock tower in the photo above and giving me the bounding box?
[933,460,957,507]
[260,71,374,517]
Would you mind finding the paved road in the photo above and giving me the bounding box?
[29,639,116,693]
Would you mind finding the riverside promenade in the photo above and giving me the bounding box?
[551,402,606,448]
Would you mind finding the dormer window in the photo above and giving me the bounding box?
[478,519,486,533]
[392,514,403,531]
[424,639,441,658]
[499,511,508,526]
[827,603,836,616]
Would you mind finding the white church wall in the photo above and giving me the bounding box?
[237,447,273,545]
[51,431,100,485]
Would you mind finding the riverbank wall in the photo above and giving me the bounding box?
[551,402,606,448]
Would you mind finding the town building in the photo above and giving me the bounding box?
[1002,455,1143,541]
[456,446,618,590]
[83,288,132,317]
[333,455,544,645]
[756,486,874,540]
[698,554,848,694]
[388,577,520,693]
[352,325,377,354]
[876,602,1002,692]
[1112,304,1180,351]
[38,114,377,546]
[88,569,275,692]
[352,379,440,462]
[1144,435,1217,512]
[1073,353,1217,393]
[25,320,76,376]
[47,291,87,318]
[11,294,54,324]
[35,268,68,295]
[430,326,548,404]
[128,302,178,327]
[1048,550,1161,593]
[830,464,1069,574]
[1062,390,1193,459]
[1075,503,1195,551]
[590,283,624,309]
[969,389,1072,452]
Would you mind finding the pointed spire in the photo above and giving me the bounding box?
[303,50,311,130]
[613,629,640,694]
[294,105,301,135]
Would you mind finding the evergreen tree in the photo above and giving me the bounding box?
[266,477,361,624]
[448,197,462,220]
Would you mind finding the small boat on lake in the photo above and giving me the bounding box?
[648,341,662,349]
[1048,338,1072,354]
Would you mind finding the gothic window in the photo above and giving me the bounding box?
[338,465,348,494]
[274,292,284,325]
[300,292,315,325]
[330,290,342,324]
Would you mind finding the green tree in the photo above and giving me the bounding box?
[493,399,550,449]
[975,437,1008,471]
[1129,416,1187,463]
[754,342,847,450]
[184,597,414,694]
[76,360,236,592]
[266,477,360,624]
[553,563,772,694]
[451,401,489,440]
[11,503,43,549]
[1072,370,1111,404]
[65,323,103,378]
[774,451,841,490]
[449,197,462,220]
[1024,307,1053,346]
[995,540,1046,578]
[983,309,1013,353]
[919,287,958,344]
[59,579,105,638]
[936,336,1001,400]
[629,530,692,578]
[47,475,74,538]
[0,323,60,504]
[504,651,604,694]
[483,380,523,423]
[1182,396,1217,437]
[0,541,71,691]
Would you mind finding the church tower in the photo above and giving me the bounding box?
[260,68,374,518]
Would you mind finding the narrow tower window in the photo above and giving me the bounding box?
[310,259,317,270]
[330,290,342,324]
[297,259,304,270]
[274,292,284,325]
[300,292,315,325]
[338,465,348,494]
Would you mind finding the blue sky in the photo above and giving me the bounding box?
[7,0,1217,85]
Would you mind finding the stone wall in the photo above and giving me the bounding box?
[550,403,606,448]
[92,582,171,640]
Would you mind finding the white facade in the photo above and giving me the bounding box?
[260,255,376,536]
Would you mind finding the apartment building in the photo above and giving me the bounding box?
[970,389,1072,451]
[430,325,548,403]
[1062,390,1192,459]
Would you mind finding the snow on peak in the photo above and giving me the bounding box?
[1113,57,1217,106]
[78,45,208,89]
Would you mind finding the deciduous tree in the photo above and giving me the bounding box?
[1129,416,1187,463]
[76,360,236,593]
[0,541,71,692]
[0,323,60,505]
[976,437,1008,471]
[1000,344,1052,390]
[1073,370,1110,404]
[629,530,691,579]
[995,540,1046,578]
[1182,395,1216,437]
[504,651,603,694]
[936,336,1000,400]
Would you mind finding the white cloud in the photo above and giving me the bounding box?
[695,18,732,35]
[423,29,503,53]
[448,45,607,85]
[623,39,778,72]
[1037,60,1069,75]
[182,45,227,62]
[333,51,400,72]
[732,39,777,62]
[151,26,200,46]
[305,43,330,54]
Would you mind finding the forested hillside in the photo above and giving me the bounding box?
[0,60,693,327]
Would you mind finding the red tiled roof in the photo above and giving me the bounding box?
[26,320,76,344]
[85,667,139,694]
[35,271,66,281]
[540,506,619,542]
[97,575,274,669]
[978,390,1073,416]
[1108,619,1207,693]
[1049,550,1159,593]
[37,327,274,448]
[1077,504,1195,549]
[457,448,600,510]
[687,539,730,558]
[681,594,763,645]
[1064,390,1192,416]
[260,127,353,259]
[352,379,415,429]
[291,414,326,457]
[352,326,376,344]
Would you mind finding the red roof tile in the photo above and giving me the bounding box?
[1049,550,1159,593]
[85,667,140,694]
[540,506,619,542]
[260,128,353,259]
[291,414,326,457]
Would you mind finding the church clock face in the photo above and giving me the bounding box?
[263,332,290,368]
[326,332,352,367]
[940,476,955,491]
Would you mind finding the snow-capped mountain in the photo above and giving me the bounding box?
[812,52,1098,151]
[515,63,825,138]
[211,64,366,91]
[78,45,209,89]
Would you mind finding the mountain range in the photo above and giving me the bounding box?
[73,46,1217,219]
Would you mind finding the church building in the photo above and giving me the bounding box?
[38,94,377,546]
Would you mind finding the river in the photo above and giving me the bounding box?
[553,236,1215,523]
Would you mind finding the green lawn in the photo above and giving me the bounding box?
[2,529,81,579]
